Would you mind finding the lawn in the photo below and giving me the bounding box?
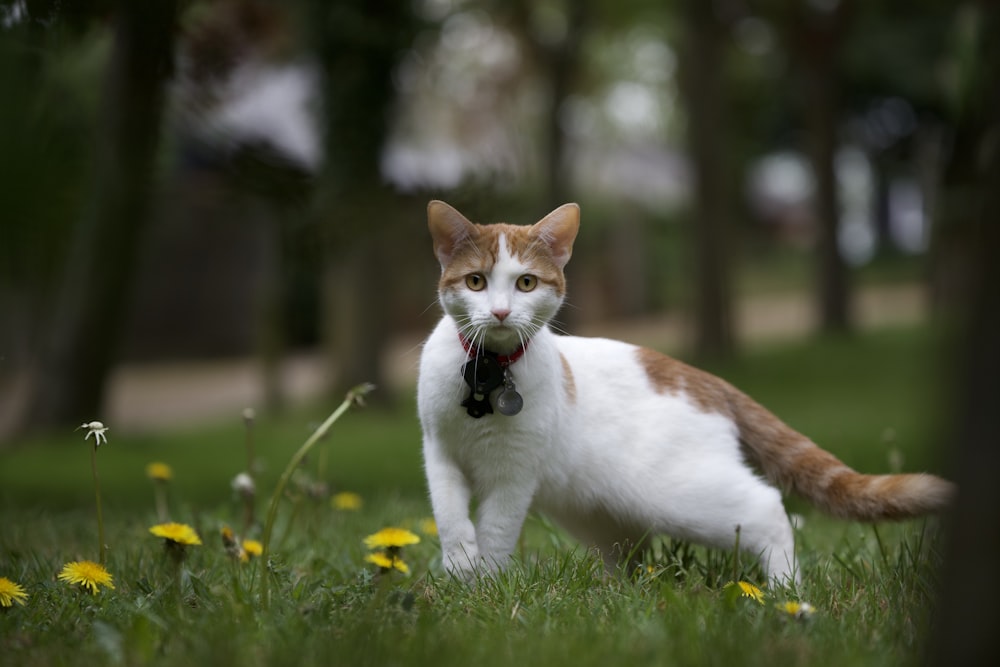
[0,326,952,666]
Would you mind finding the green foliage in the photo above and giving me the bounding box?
[0,22,108,288]
[0,504,944,667]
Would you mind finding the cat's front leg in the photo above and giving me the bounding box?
[474,478,537,571]
[423,441,480,577]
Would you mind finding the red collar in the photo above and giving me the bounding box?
[458,333,528,367]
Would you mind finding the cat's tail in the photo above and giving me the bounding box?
[731,390,955,521]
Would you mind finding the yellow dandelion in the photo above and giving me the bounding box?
[363,527,421,550]
[418,518,438,536]
[332,491,363,511]
[149,522,202,546]
[145,462,173,482]
[365,552,410,574]
[776,600,816,619]
[242,539,263,558]
[58,561,115,595]
[736,581,765,604]
[0,576,28,607]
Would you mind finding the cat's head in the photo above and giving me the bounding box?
[427,201,579,353]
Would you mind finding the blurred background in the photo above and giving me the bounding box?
[1,1,998,658]
[0,0,994,440]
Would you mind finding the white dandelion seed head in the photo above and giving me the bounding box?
[231,472,255,497]
[79,421,109,446]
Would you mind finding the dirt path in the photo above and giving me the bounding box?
[3,284,926,436]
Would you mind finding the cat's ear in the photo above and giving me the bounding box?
[427,200,479,267]
[533,203,580,269]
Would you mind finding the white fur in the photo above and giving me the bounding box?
[418,237,797,583]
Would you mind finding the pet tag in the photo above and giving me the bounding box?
[496,368,523,416]
[461,354,504,418]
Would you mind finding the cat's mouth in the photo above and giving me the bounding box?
[464,321,528,354]
[484,325,522,350]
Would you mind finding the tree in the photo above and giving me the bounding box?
[506,0,591,212]
[23,0,178,429]
[789,0,853,334]
[308,0,415,401]
[929,4,1000,663]
[677,0,735,360]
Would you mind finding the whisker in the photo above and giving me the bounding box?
[547,318,572,337]
[516,328,530,375]
[560,299,582,311]
[419,299,441,318]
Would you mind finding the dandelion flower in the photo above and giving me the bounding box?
[365,552,410,574]
[332,492,363,511]
[221,525,243,560]
[145,462,173,482]
[58,561,115,595]
[78,421,109,447]
[149,522,202,546]
[0,576,28,607]
[736,581,765,604]
[363,527,421,550]
[777,600,816,619]
[418,518,438,536]
[242,539,262,558]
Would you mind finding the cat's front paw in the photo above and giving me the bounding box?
[443,543,480,581]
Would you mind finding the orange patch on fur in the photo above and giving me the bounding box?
[635,347,733,416]
[560,353,577,403]
[438,223,566,295]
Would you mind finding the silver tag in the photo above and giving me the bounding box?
[496,389,523,416]
[496,369,523,416]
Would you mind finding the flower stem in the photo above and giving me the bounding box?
[91,444,106,565]
[259,383,373,607]
[244,417,256,475]
[154,483,168,522]
[732,524,741,584]
[242,409,258,534]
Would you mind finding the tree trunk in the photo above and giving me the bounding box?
[678,0,735,361]
[322,234,390,395]
[541,0,588,211]
[22,0,178,430]
[871,154,893,254]
[309,0,413,403]
[508,0,589,329]
[929,5,1000,664]
[797,1,852,334]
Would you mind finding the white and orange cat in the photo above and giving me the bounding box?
[417,200,953,583]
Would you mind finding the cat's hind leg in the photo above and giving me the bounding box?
[733,486,799,585]
[652,469,799,585]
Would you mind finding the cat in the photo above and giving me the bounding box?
[417,200,954,584]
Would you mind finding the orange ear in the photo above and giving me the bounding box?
[532,203,580,269]
[427,200,479,267]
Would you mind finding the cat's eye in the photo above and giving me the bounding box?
[466,273,487,291]
[516,275,538,292]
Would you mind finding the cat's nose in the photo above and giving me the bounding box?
[491,308,511,322]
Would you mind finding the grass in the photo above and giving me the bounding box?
[0,325,951,666]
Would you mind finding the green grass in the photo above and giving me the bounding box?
[0,326,951,666]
